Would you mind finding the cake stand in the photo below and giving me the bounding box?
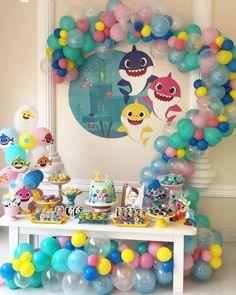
[62,191,82,206]
[85,200,118,213]
[48,180,70,201]
[148,212,175,228]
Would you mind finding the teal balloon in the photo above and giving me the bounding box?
[151,15,170,37]
[67,29,85,48]
[151,158,168,175]
[168,48,187,64]
[5,144,27,166]
[92,274,114,294]
[212,229,223,247]
[192,259,213,281]
[195,214,211,229]
[189,203,197,213]
[51,249,71,273]
[106,0,121,12]
[47,34,62,50]
[88,17,99,34]
[75,54,85,67]
[154,136,169,153]
[135,242,148,255]
[82,34,96,52]
[184,235,197,254]
[134,268,156,293]
[6,279,19,290]
[40,237,60,257]
[186,24,201,34]
[127,32,139,43]
[141,167,155,180]
[32,251,49,272]
[197,228,214,248]
[67,250,88,274]
[204,127,223,146]
[29,271,42,288]
[63,46,81,61]
[177,119,196,140]
[183,187,200,205]
[184,52,199,71]
[168,132,187,149]
[208,86,226,99]
[154,269,173,285]
[223,122,234,137]
[185,109,199,120]
[177,62,190,73]
[110,240,119,252]
[14,243,34,259]
[59,15,76,31]
[210,65,229,86]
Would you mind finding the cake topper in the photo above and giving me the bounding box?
[94,170,101,182]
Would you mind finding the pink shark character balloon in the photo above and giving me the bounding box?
[15,187,33,213]
[142,73,182,122]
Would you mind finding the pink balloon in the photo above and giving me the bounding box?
[66,68,79,82]
[0,276,5,285]
[192,114,208,129]
[128,251,140,269]
[184,161,195,178]
[230,79,236,89]
[87,254,99,267]
[167,158,188,176]
[0,167,18,185]
[53,71,65,83]
[140,253,154,269]
[93,31,105,42]
[133,31,142,38]
[175,39,185,50]
[76,19,89,33]
[56,236,70,248]
[33,127,54,145]
[201,27,219,46]
[100,11,117,28]
[207,118,219,127]
[110,23,127,41]
[104,27,110,37]
[148,242,163,257]
[168,36,177,48]
[58,58,68,69]
[192,248,201,262]
[194,129,204,141]
[118,243,129,251]
[114,3,130,22]
[209,43,220,53]
[201,249,212,262]
[165,146,177,158]
[184,254,194,271]
[184,268,192,277]
[136,5,153,23]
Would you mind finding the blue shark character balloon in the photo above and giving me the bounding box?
[0,128,19,149]
[118,45,156,104]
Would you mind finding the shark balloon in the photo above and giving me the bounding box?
[142,73,182,122]
[118,45,156,104]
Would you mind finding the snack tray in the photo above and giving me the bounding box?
[77,212,111,224]
[112,217,151,228]
[30,214,68,224]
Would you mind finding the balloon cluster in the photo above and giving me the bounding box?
[0,229,223,293]
[0,106,54,207]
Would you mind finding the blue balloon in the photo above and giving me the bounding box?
[155,269,173,285]
[147,180,160,190]
[108,250,122,264]
[52,61,59,69]
[106,0,121,12]
[222,39,234,50]
[162,259,174,272]
[92,275,114,294]
[222,94,233,105]
[134,21,143,32]
[168,48,187,64]
[67,29,85,49]
[65,240,75,250]
[151,15,170,37]
[134,268,156,294]
[227,59,236,72]
[0,263,16,280]
[154,136,169,153]
[153,259,162,271]
[218,122,230,133]
[5,144,27,165]
[103,37,116,49]
[54,28,61,38]
[184,236,197,254]
[51,249,71,273]
[208,85,226,99]
[212,229,224,247]
[210,65,229,86]
[197,139,208,151]
[140,167,155,180]
[83,266,99,281]
[192,259,213,281]
[52,49,64,60]
[150,158,168,176]
[33,170,44,182]
[23,171,41,189]
[193,79,203,89]
[68,250,88,274]
[0,128,19,149]
[57,68,67,77]
[14,243,34,259]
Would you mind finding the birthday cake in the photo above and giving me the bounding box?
[88,171,116,205]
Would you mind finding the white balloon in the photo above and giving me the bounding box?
[27,145,49,169]
[14,105,38,134]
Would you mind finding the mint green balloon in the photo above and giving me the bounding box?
[168,132,187,149]
[63,46,80,61]
[59,15,76,31]
[186,24,201,35]
[204,127,223,146]
[82,34,96,52]
[184,52,199,71]
[47,34,62,50]
[195,214,210,229]
[177,119,197,140]
[183,187,200,205]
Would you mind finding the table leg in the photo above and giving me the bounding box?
[173,235,184,294]
[28,234,39,249]
[9,227,19,258]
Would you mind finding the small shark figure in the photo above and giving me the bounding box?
[142,73,182,122]
[117,99,153,146]
[118,45,156,104]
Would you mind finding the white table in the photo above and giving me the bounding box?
[0,215,197,294]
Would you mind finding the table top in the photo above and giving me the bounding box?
[0,214,197,236]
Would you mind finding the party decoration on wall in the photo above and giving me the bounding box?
[118,45,156,104]
[142,73,182,122]
[117,99,153,145]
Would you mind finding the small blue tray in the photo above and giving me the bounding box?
[76,211,111,224]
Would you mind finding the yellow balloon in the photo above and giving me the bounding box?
[20,262,35,277]
[13,258,22,272]
[59,38,67,46]
[60,29,68,38]
[195,86,208,97]
[95,21,105,31]
[217,115,228,122]
[67,60,75,71]
[215,36,224,48]
[71,232,87,247]
[156,247,172,262]
[20,251,32,263]
[177,31,188,41]
[46,47,53,57]
[209,243,223,257]
[121,249,134,263]
[217,50,233,64]
[209,257,222,269]
[141,24,152,37]
[96,257,111,275]
[176,149,186,158]
[230,89,236,100]
[19,133,35,150]
[229,72,236,80]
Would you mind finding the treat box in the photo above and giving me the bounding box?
[112,217,151,228]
